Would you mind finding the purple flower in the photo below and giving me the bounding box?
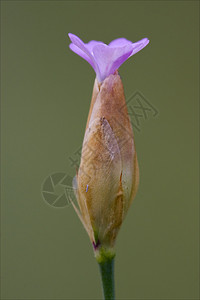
[68,33,149,82]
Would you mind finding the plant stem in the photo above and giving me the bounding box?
[98,257,115,300]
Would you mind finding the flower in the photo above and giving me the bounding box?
[68,33,149,82]
[68,34,148,260]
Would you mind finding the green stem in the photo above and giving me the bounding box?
[98,257,115,300]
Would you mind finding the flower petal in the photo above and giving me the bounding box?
[68,33,100,76]
[69,43,95,68]
[130,38,150,56]
[86,40,105,53]
[109,37,133,47]
[93,44,133,82]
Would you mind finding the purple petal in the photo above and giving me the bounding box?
[86,40,105,53]
[68,33,91,57]
[93,44,133,81]
[69,43,95,68]
[68,33,100,75]
[109,37,133,47]
[130,38,150,56]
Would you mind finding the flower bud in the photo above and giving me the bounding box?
[68,33,149,259]
[72,73,139,255]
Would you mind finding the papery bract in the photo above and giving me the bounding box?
[72,73,139,256]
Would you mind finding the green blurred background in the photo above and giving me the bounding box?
[1,1,199,299]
